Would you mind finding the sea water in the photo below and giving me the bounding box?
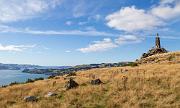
[0,70,48,86]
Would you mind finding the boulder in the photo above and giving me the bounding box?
[45,92,57,97]
[65,78,79,90]
[24,96,38,102]
[90,79,102,85]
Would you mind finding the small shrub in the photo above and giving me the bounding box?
[122,62,138,67]
[48,75,56,79]
[122,76,128,90]
[1,85,7,88]
[34,77,44,81]
[66,72,76,77]
[128,62,138,67]
[9,81,19,86]
[168,55,174,61]
[80,83,87,86]
[6,101,16,105]
[26,79,34,83]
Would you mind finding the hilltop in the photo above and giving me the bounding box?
[137,51,180,64]
[0,51,180,108]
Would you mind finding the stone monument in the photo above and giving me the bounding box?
[141,33,168,58]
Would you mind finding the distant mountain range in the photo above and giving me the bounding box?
[0,63,71,70]
[0,62,135,76]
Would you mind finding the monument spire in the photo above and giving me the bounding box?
[155,33,161,48]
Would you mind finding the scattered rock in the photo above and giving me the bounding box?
[90,79,102,85]
[45,92,57,97]
[65,78,79,90]
[24,96,38,102]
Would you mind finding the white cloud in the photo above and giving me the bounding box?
[115,35,143,45]
[65,21,73,26]
[78,21,88,25]
[85,26,96,31]
[0,26,117,37]
[0,0,62,23]
[94,14,101,21]
[88,14,102,21]
[0,44,36,52]
[24,29,116,37]
[106,0,180,32]
[160,0,176,4]
[78,38,118,53]
[106,6,164,32]
[65,50,71,53]
[151,1,180,20]
[72,0,86,18]
[78,35,143,53]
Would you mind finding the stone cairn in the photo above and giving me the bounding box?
[141,33,168,58]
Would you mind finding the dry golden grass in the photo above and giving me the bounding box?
[0,52,180,108]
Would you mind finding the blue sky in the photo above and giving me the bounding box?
[0,0,179,66]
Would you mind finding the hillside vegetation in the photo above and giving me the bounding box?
[0,52,180,108]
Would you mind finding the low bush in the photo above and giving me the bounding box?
[48,75,56,79]
[122,62,138,67]
[34,77,44,81]
[26,79,34,83]
[9,81,20,86]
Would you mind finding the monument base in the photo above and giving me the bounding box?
[141,48,168,58]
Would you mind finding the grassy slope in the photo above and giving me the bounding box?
[0,52,180,108]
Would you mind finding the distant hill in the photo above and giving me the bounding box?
[0,63,71,70]
[0,63,41,70]
[22,62,134,75]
